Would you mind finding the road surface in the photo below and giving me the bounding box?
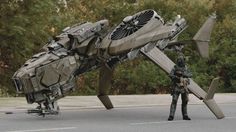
[0,94,236,132]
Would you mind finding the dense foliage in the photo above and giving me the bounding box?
[0,0,235,96]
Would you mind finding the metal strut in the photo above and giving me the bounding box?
[28,100,60,117]
[97,63,114,109]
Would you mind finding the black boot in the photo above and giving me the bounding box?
[168,116,174,121]
[183,116,191,120]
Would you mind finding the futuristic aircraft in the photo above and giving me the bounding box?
[12,9,224,119]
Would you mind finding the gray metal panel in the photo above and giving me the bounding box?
[203,77,225,119]
[188,79,207,98]
[195,41,209,58]
[140,47,175,73]
[193,14,216,58]
[203,99,225,119]
[205,77,220,100]
[193,14,216,42]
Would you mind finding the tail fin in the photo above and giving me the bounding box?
[193,13,217,58]
[205,77,219,100]
[203,77,225,119]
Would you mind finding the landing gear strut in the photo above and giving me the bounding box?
[28,100,60,117]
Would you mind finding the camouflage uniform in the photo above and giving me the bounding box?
[168,56,192,121]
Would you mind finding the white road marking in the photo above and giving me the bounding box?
[130,120,186,125]
[6,127,77,132]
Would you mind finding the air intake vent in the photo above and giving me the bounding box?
[110,10,154,40]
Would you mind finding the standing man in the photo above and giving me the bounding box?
[168,55,192,121]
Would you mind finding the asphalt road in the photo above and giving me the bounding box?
[0,102,236,132]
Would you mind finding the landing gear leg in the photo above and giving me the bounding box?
[28,100,60,117]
